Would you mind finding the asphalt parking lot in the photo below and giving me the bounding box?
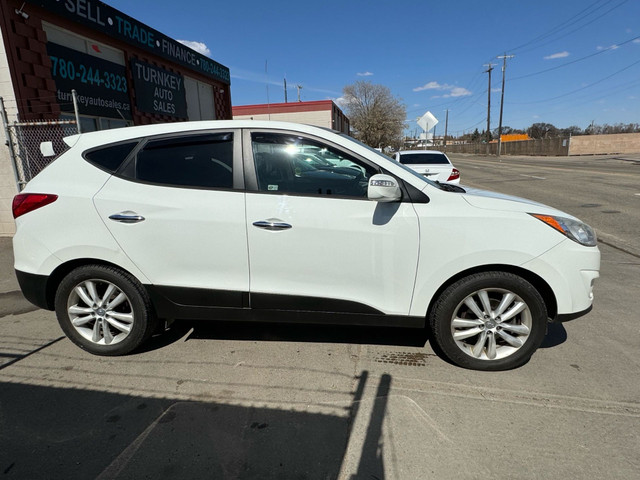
[1,153,639,479]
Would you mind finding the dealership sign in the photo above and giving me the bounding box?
[46,42,132,119]
[26,0,230,85]
[130,59,187,118]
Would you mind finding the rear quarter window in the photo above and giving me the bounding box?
[84,142,139,173]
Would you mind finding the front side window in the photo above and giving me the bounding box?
[131,133,233,189]
[251,132,376,197]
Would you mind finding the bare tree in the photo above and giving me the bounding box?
[341,81,406,150]
[527,123,558,139]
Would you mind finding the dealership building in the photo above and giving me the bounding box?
[233,100,350,135]
[0,0,232,235]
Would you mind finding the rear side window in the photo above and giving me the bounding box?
[84,142,138,173]
[130,133,233,189]
[399,153,450,165]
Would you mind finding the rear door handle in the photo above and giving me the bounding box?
[109,211,145,224]
[252,220,292,231]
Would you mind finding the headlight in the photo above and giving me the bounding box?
[529,214,597,247]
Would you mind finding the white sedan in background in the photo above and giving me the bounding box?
[394,150,460,184]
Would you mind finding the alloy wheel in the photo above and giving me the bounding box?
[66,279,134,346]
[450,288,532,361]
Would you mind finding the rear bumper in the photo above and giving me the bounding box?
[15,270,52,310]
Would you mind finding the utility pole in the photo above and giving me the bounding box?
[284,77,288,103]
[72,89,82,133]
[443,109,449,151]
[497,54,514,157]
[483,63,495,154]
[265,60,270,120]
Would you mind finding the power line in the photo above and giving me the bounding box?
[406,66,488,116]
[507,58,640,105]
[503,77,640,126]
[508,0,620,53]
[510,33,640,82]
[449,116,487,136]
[515,0,630,55]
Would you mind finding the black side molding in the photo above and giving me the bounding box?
[145,285,425,328]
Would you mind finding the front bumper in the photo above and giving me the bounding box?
[521,240,600,317]
[554,305,593,322]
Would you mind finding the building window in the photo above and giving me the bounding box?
[42,22,125,65]
[184,76,215,121]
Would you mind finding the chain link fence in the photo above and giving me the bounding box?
[4,120,78,190]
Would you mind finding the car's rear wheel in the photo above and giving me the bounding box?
[54,265,156,355]
[429,272,547,371]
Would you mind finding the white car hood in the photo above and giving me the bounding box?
[460,186,576,218]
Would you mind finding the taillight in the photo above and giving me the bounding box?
[12,193,58,219]
[447,168,460,181]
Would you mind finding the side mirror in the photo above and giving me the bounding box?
[368,174,401,202]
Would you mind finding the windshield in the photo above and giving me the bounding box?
[336,133,442,189]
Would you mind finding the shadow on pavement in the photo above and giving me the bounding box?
[138,319,431,357]
[540,322,568,349]
[1,370,390,479]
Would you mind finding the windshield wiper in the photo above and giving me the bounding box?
[435,181,466,193]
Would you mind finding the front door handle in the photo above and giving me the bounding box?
[109,211,145,224]
[252,220,292,231]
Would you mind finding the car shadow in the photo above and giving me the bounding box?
[540,321,568,349]
[139,319,431,354]
[139,317,567,360]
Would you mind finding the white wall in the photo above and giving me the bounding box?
[0,26,19,236]
[233,110,332,129]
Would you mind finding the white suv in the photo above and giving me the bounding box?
[12,121,600,370]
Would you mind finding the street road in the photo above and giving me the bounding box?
[1,154,639,479]
[449,153,640,257]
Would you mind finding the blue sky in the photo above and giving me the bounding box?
[107,0,640,136]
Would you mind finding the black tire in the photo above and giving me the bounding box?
[54,265,157,356]
[429,272,547,371]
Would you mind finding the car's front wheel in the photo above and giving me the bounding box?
[429,272,547,371]
[54,265,156,355]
